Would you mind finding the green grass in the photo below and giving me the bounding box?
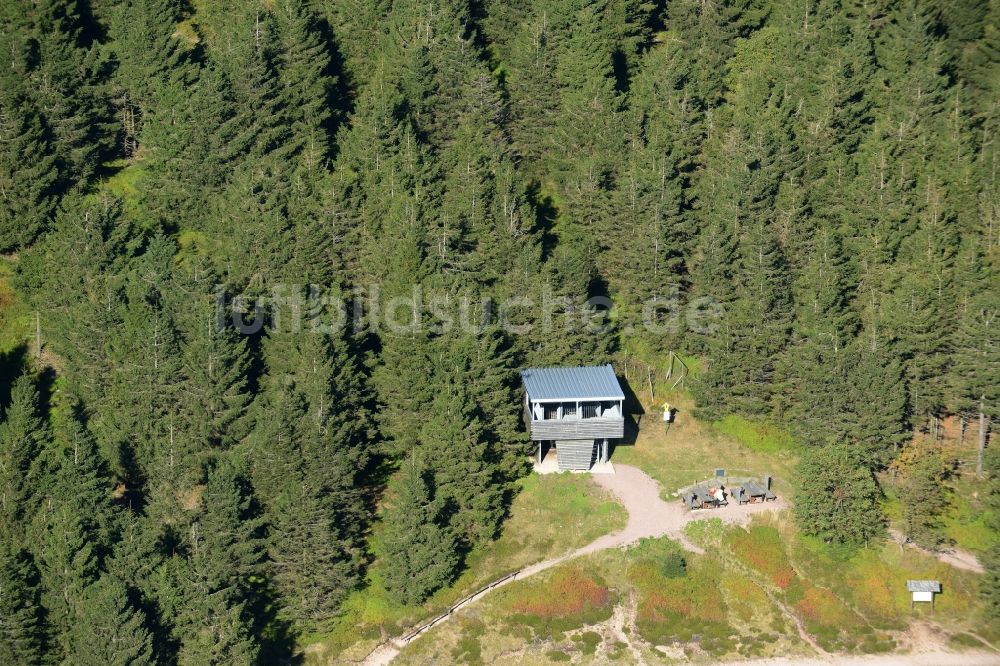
[612,391,799,499]
[302,473,626,663]
[98,159,146,217]
[943,476,998,553]
[500,565,615,638]
[948,632,992,650]
[0,261,30,353]
[712,415,800,454]
[450,619,485,665]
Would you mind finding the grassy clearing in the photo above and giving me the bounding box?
[397,561,617,665]
[98,159,146,217]
[712,415,799,454]
[397,516,989,664]
[717,519,896,653]
[0,260,31,356]
[501,566,615,638]
[303,473,625,663]
[612,391,799,500]
[788,529,977,629]
[319,365,994,662]
[718,514,988,653]
[943,476,997,553]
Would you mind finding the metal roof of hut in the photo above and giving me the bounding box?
[906,580,941,593]
[520,364,625,402]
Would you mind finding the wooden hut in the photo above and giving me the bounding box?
[521,364,625,471]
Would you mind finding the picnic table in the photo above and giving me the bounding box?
[685,485,728,510]
[738,480,776,504]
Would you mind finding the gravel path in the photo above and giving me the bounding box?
[360,467,994,666]
[587,464,787,554]
[361,465,785,665]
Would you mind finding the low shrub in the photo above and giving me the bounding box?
[575,630,601,655]
[507,567,610,618]
[726,526,797,590]
[721,573,769,623]
[794,586,853,628]
[502,566,614,638]
[449,619,485,665]
[631,557,736,655]
[948,632,989,650]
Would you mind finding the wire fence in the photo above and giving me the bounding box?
[398,570,519,644]
[357,568,524,663]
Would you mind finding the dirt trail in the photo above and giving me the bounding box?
[887,528,985,574]
[359,466,995,665]
[711,654,1000,666]
[360,465,784,665]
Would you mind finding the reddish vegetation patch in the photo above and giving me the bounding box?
[644,590,692,618]
[845,555,898,620]
[629,561,726,625]
[509,567,610,618]
[726,526,797,590]
[794,586,852,627]
[0,283,15,309]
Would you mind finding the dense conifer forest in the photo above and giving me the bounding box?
[0,0,998,662]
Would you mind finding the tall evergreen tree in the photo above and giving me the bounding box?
[66,574,155,666]
[25,0,116,187]
[0,544,43,665]
[421,364,505,549]
[0,32,59,251]
[376,455,458,605]
[0,375,46,538]
[172,457,263,665]
[795,444,885,546]
[32,409,118,660]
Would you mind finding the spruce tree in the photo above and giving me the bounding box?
[422,366,505,549]
[952,274,1000,476]
[795,444,885,546]
[0,544,43,665]
[25,0,115,188]
[249,312,370,628]
[32,418,118,660]
[897,448,951,550]
[67,575,155,666]
[108,0,194,162]
[0,375,46,538]
[168,267,254,453]
[172,457,263,665]
[0,34,59,251]
[377,455,458,605]
[274,0,337,167]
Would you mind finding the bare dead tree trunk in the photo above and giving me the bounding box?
[34,311,41,359]
[978,396,987,478]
